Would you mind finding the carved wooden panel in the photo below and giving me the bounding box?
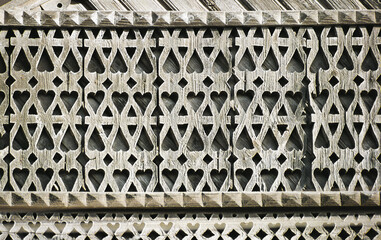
[9,29,84,192]
[0,211,380,239]
[0,7,380,238]
[83,29,158,192]
[0,25,379,196]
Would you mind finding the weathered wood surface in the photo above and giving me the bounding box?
[0,10,381,27]
[0,211,380,239]
[1,26,379,197]
[2,0,381,11]
[0,192,379,210]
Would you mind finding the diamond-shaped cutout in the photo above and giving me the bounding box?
[148,231,160,240]
[203,77,213,87]
[153,77,163,88]
[176,230,187,239]
[78,77,89,88]
[128,155,137,165]
[228,75,238,89]
[277,154,286,165]
[253,77,263,87]
[52,77,63,87]
[228,230,240,239]
[178,78,188,88]
[53,153,62,163]
[252,153,262,165]
[153,155,163,166]
[302,77,311,86]
[310,229,321,238]
[127,78,137,88]
[329,76,339,87]
[102,79,112,89]
[338,229,349,239]
[103,154,113,166]
[354,153,364,163]
[256,229,267,239]
[366,228,378,239]
[178,154,187,165]
[4,153,15,164]
[284,229,295,240]
[28,77,38,88]
[202,230,214,238]
[95,231,107,239]
[329,153,339,164]
[278,77,288,87]
[28,153,37,164]
[6,77,15,86]
[203,155,213,164]
[353,76,364,86]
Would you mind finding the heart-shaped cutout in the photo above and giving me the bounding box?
[260,169,278,190]
[107,223,120,232]
[285,91,303,113]
[133,222,145,232]
[211,91,227,112]
[284,169,301,190]
[161,92,178,112]
[338,89,354,111]
[88,169,105,191]
[60,91,78,112]
[187,223,200,233]
[211,169,227,190]
[136,169,153,191]
[113,169,129,191]
[38,90,55,112]
[240,222,253,234]
[262,91,280,113]
[112,92,128,113]
[162,169,178,190]
[361,90,377,112]
[160,222,173,232]
[187,169,203,190]
[36,168,54,190]
[13,91,30,111]
[133,93,152,114]
[80,222,93,230]
[187,92,205,112]
[339,168,355,189]
[13,168,29,189]
[313,89,329,110]
[362,168,378,189]
[28,222,41,231]
[237,90,254,111]
[87,91,105,113]
[59,169,78,191]
[236,169,253,190]
[314,168,330,189]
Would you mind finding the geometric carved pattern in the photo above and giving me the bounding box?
[10,29,83,192]
[308,26,381,191]
[0,212,380,239]
[1,10,381,27]
[83,29,158,192]
[0,26,379,196]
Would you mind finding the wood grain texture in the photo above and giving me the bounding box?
[0,26,379,213]
[0,10,380,27]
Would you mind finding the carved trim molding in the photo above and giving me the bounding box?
[1,10,381,27]
[0,192,379,210]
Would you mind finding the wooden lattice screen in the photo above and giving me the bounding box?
[0,10,380,239]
